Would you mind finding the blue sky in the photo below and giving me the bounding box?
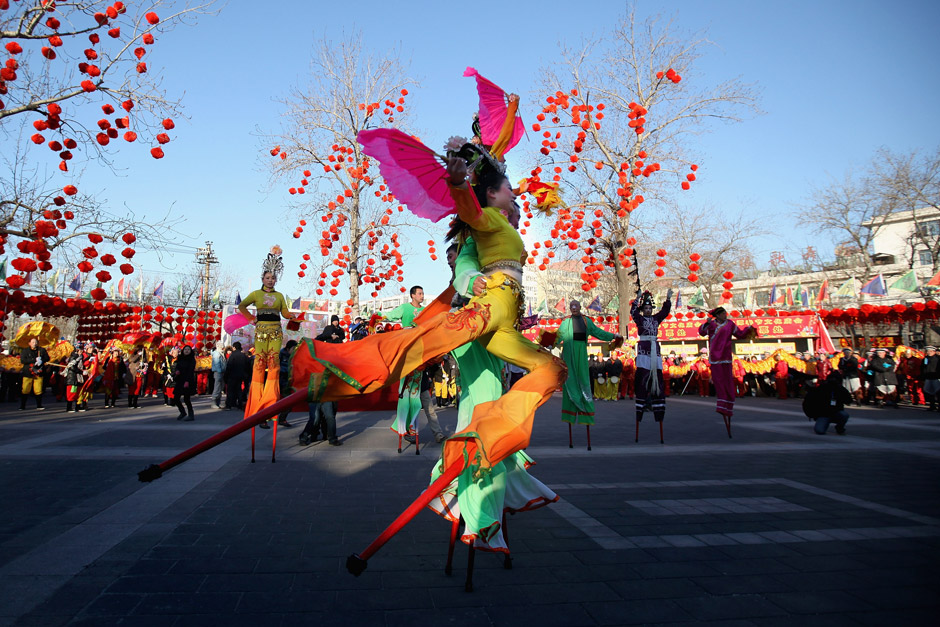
[44,0,940,302]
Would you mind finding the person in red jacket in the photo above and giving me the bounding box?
[774,356,789,399]
[620,350,636,400]
[691,349,711,397]
[815,350,832,386]
[899,349,924,405]
[733,357,747,397]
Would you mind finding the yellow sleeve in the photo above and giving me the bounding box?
[279,293,294,320]
[448,184,501,233]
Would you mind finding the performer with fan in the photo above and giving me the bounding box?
[632,289,673,425]
[236,246,302,417]
[699,307,757,421]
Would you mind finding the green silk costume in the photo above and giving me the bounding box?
[429,237,557,551]
[556,315,616,425]
[384,301,426,435]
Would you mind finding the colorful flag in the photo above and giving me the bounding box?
[235,291,242,305]
[0,259,5,281]
[536,299,548,315]
[291,296,301,309]
[794,283,804,306]
[47,270,59,291]
[927,270,940,287]
[675,290,682,309]
[24,272,32,285]
[606,295,620,311]
[136,277,143,300]
[860,274,887,296]
[69,274,81,293]
[153,281,164,300]
[816,279,829,304]
[768,284,777,306]
[177,284,183,302]
[834,278,856,298]
[553,297,566,313]
[117,278,125,298]
[109,282,116,299]
[687,287,706,309]
[889,270,918,293]
[212,289,221,305]
[814,314,836,354]
[586,296,603,312]
[743,286,751,308]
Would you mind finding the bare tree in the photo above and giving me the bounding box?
[1,0,217,291]
[263,32,422,320]
[523,4,761,334]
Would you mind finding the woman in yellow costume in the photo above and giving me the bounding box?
[290,135,567,479]
[237,246,301,417]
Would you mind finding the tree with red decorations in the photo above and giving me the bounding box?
[0,0,217,292]
[265,33,420,322]
[520,5,760,334]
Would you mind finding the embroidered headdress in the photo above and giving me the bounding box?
[638,290,655,311]
[261,245,284,281]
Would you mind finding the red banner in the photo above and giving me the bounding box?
[524,315,819,342]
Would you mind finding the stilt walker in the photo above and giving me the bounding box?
[698,307,757,437]
[632,288,673,442]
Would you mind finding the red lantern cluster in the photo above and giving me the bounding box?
[687,252,701,282]
[654,248,667,278]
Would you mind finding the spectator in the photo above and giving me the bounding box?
[224,342,250,410]
[803,372,852,435]
[868,348,898,407]
[921,346,940,411]
[174,345,197,421]
[774,355,789,399]
[837,348,862,405]
[210,341,226,409]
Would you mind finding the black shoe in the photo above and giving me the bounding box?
[299,432,312,446]
[403,435,416,444]
[329,439,343,446]
[277,419,293,428]
[177,412,186,420]
[258,421,270,429]
[182,415,194,422]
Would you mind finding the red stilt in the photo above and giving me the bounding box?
[635,419,639,443]
[568,422,573,448]
[445,516,460,576]
[250,424,256,463]
[502,512,512,570]
[346,462,463,576]
[271,417,278,463]
[723,414,732,438]
[659,421,664,444]
[586,425,592,451]
[415,428,420,456]
[138,389,308,482]
[398,433,402,454]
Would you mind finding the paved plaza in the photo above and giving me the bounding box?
[0,391,938,626]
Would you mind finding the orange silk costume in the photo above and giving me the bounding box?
[290,183,566,477]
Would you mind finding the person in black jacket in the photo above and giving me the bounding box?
[803,372,852,435]
[837,348,862,406]
[224,342,250,410]
[868,348,898,408]
[299,319,346,445]
[19,338,50,410]
[922,346,940,411]
[173,345,197,421]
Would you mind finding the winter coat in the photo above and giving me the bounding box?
[868,356,898,387]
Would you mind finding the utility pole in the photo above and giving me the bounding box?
[194,241,219,309]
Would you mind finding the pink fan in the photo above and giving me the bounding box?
[223,311,250,335]
[357,128,455,223]
[464,67,524,155]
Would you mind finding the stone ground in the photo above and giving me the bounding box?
[0,389,938,626]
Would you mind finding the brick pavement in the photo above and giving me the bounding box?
[0,391,938,626]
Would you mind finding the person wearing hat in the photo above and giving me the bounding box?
[631,289,672,424]
[691,348,711,397]
[18,337,50,410]
[698,307,757,419]
[898,348,924,406]
[921,346,940,411]
[837,347,862,405]
[868,347,898,407]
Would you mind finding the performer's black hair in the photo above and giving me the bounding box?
[445,142,508,242]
